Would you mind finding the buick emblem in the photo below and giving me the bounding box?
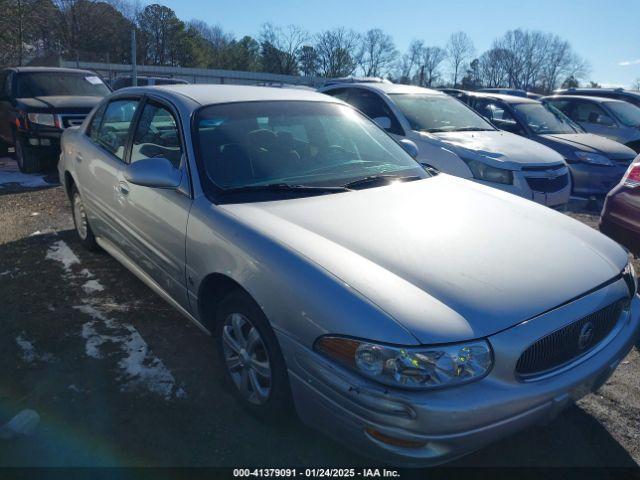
[578,322,595,350]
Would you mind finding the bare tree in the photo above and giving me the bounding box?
[446,31,474,87]
[357,28,397,77]
[259,23,308,74]
[420,46,446,86]
[478,48,509,87]
[632,78,640,91]
[397,39,424,83]
[314,28,360,78]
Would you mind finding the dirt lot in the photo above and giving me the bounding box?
[1,157,639,469]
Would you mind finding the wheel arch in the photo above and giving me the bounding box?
[197,273,256,334]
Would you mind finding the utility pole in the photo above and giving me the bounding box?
[131,28,137,87]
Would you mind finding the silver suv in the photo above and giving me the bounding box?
[321,82,570,207]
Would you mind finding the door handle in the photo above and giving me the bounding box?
[117,182,129,196]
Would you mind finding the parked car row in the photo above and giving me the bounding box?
[58,83,639,467]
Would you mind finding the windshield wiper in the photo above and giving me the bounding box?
[343,174,422,190]
[221,183,351,194]
[452,126,494,132]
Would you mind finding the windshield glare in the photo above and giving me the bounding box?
[195,101,428,194]
[513,102,579,134]
[16,73,111,97]
[605,101,640,127]
[389,93,494,133]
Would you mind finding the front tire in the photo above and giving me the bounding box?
[71,186,98,251]
[14,133,43,173]
[215,290,291,418]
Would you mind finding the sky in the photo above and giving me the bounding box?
[147,0,640,88]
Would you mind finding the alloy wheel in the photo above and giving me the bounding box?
[73,193,88,240]
[221,313,272,405]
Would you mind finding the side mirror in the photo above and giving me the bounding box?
[399,139,419,159]
[373,116,392,130]
[124,157,181,188]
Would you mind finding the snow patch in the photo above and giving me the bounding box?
[15,335,53,363]
[74,302,183,400]
[82,279,104,294]
[46,240,80,274]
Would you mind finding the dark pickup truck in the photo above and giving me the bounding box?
[0,67,111,172]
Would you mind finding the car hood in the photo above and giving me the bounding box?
[222,175,628,344]
[538,133,637,161]
[17,96,103,110]
[429,130,565,168]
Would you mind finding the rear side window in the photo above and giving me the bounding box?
[96,99,139,160]
[130,102,183,168]
[87,103,107,142]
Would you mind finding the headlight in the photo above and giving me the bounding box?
[27,113,56,127]
[623,262,638,296]
[463,159,513,184]
[574,151,615,166]
[315,336,493,390]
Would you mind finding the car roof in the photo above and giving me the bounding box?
[116,84,341,106]
[543,95,628,104]
[5,66,98,75]
[557,88,640,96]
[322,82,446,96]
[465,91,539,104]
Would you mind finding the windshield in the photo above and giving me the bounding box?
[388,93,495,133]
[194,101,428,198]
[16,72,111,97]
[605,101,640,127]
[513,102,580,134]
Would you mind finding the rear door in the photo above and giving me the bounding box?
[76,97,140,251]
[119,97,192,309]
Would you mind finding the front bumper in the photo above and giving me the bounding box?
[473,169,571,207]
[569,163,628,196]
[279,281,640,467]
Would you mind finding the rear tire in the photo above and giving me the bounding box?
[14,133,43,173]
[215,290,292,419]
[71,185,98,251]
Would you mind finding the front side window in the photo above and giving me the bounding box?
[389,94,494,133]
[346,90,403,135]
[131,102,183,168]
[96,99,139,160]
[573,101,615,126]
[194,101,428,197]
[605,101,640,127]
[87,103,107,143]
[512,102,579,134]
[15,72,110,97]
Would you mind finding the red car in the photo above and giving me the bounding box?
[600,156,640,255]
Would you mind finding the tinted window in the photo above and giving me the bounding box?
[96,99,139,160]
[131,102,183,167]
[195,101,427,192]
[15,72,110,97]
[324,88,350,101]
[346,89,403,135]
[573,101,614,125]
[390,94,494,133]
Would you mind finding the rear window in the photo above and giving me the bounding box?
[16,72,110,97]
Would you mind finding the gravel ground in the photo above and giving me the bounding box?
[0,157,638,469]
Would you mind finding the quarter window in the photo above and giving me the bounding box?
[96,99,139,160]
[130,102,183,168]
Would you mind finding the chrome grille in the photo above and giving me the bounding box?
[516,299,626,378]
[59,114,86,128]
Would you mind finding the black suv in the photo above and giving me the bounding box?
[0,67,111,172]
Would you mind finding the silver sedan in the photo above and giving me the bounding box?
[58,84,640,466]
